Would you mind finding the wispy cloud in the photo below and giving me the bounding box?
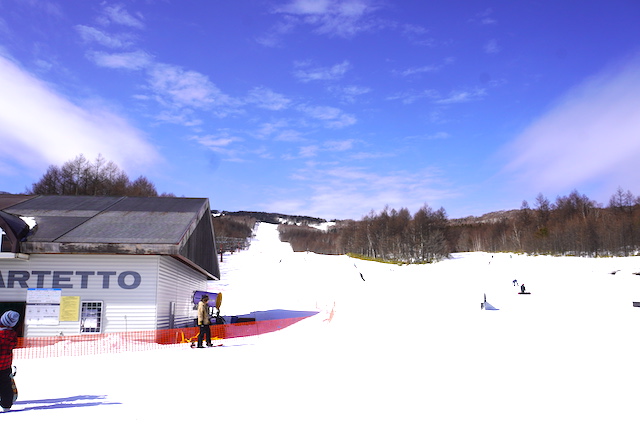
[503,54,640,199]
[255,16,298,47]
[99,4,145,29]
[483,39,500,54]
[472,8,497,25]
[324,138,356,151]
[294,60,351,82]
[76,25,136,49]
[272,0,383,38]
[399,57,454,77]
[246,86,292,110]
[192,133,243,148]
[329,84,371,103]
[274,164,455,219]
[0,55,159,178]
[299,104,356,128]
[87,50,152,70]
[287,138,357,160]
[147,63,224,109]
[390,87,486,105]
[77,4,239,123]
[190,132,249,161]
[435,88,486,104]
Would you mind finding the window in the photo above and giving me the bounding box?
[80,301,103,333]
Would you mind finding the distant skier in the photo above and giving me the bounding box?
[513,279,518,287]
[520,284,526,293]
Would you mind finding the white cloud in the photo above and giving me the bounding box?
[324,139,355,151]
[329,84,371,103]
[0,55,159,177]
[299,104,356,128]
[277,0,334,15]
[401,65,439,77]
[87,50,152,70]
[275,129,307,142]
[298,145,320,158]
[274,0,382,38]
[146,63,226,109]
[76,13,239,118]
[246,86,292,110]
[192,134,242,148]
[190,132,248,160]
[387,89,439,105]
[294,60,351,82]
[282,165,454,219]
[503,54,640,199]
[76,25,134,49]
[435,88,486,104]
[100,4,145,29]
[399,57,455,77]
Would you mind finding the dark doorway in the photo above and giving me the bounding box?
[0,302,26,337]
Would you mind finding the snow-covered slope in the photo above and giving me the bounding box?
[9,222,640,426]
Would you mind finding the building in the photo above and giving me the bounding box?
[0,195,219,338]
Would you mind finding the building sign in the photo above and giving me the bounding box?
[0,270,142,290]
[25,288,62,325]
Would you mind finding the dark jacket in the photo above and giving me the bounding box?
[0,328,17,371]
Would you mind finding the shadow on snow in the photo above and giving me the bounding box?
[11,395,121,412]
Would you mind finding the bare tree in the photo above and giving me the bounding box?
[29,154,161,197]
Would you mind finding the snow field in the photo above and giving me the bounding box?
[7,223,640,426]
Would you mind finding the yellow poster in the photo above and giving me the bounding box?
[59,296,80,322]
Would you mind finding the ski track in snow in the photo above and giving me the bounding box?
[7,222,640,426]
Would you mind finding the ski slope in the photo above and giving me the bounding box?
[7,222,640,426]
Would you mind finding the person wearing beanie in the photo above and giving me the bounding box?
[0,310,19,412]
[196,295,212,348]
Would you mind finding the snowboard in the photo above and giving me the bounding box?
[518,292,531,295]
[190,342,223,348]
[10,367,17,403]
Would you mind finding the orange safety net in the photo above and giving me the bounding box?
[14,316,311,359]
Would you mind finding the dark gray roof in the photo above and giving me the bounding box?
[0,195,219,280]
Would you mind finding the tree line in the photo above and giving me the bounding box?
[279,188,640,262]
[28,154,173,197]
[279,204,449,263]
[452,188,640,257]
[211,215,256,253]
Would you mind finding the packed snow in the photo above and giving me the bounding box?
[6,222,640,425]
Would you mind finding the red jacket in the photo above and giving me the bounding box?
[0,328,17,371]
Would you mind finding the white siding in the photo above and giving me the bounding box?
[156,257,207,330]
[0,254,160,337]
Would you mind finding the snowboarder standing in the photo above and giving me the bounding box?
[521,284,526,294]
[0,311,19,412]
[197,295,213,348]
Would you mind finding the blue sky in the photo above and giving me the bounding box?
[1,0,640,220]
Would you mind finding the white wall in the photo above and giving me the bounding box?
[0,253,208,337]
[156,256,208,330]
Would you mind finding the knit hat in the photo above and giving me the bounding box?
[1,311,19,328]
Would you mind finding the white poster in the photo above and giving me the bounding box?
[26,288,62,325]
[26,288,62,304]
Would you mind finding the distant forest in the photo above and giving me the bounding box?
[211,214,257,252]
[278,188,640,263]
